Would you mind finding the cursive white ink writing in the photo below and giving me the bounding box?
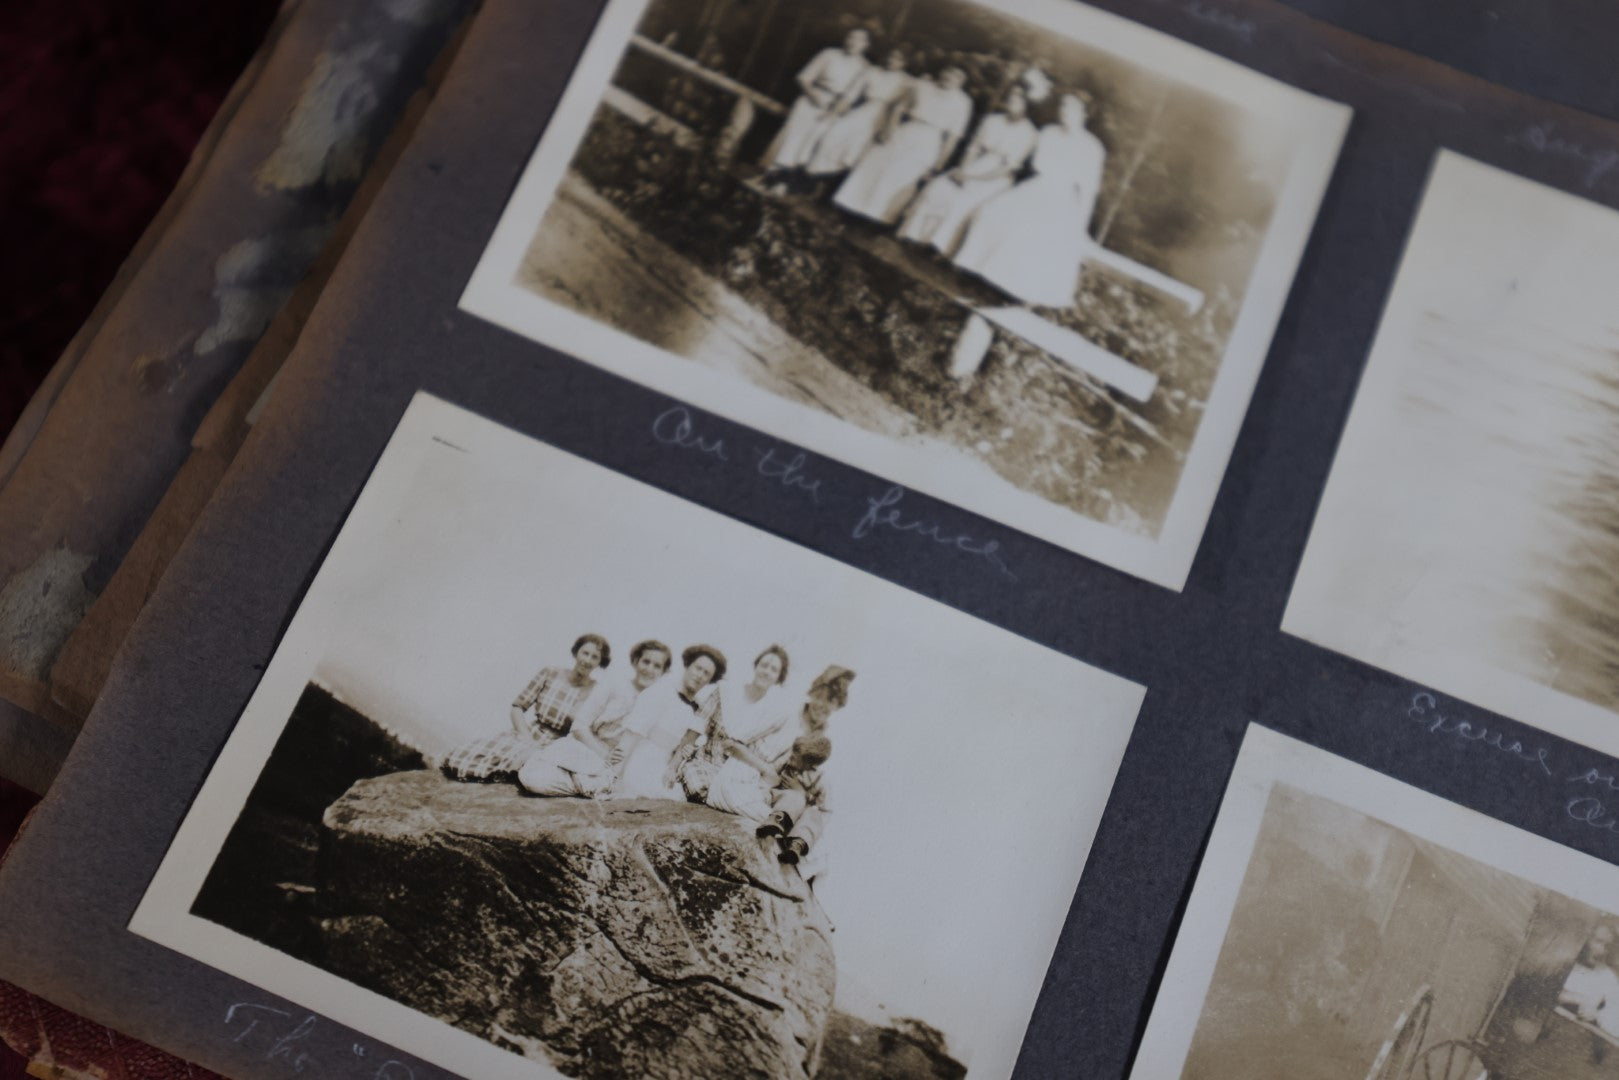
[652,406,730,461]
[1181,1,1255,39]
[648,403,1020,579]
[224,1003,414,1079]
[752,447,822,504]
[1568,767,1619,793]
[1568,796,1619,834]
[1513,124,1619,188]
[1406,692,1553,775]
[853,486,1016,578]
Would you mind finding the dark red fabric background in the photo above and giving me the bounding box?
[1,1,281,1075]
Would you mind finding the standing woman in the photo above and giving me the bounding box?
[761,29,871,180]
[518,639,672,797]
[606,644,728,801]
[833,66,974,225]
[803,48,913,180]
[953,93,1107,308]
[441,634,609,782]
[898,84,1037,254]
[683,644,792,800]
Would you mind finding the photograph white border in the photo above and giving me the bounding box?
[129,392,1147,1080]
[1129,723,1619,1078]
[460,0,1350,590]
[1284,149,1619,762]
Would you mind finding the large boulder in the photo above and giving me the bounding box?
[318,770,835,1079]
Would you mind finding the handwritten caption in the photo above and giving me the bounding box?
[651,405,1016,579]
[225,1003,414,1078]
[1510,124,1619,189]
[1406,691,1619,839]
[1136,0,1256,40]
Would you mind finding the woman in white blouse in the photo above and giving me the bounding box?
[833,66,974,225]
[763,29,871,175]
[804,48,913,178]
[605,644,728,801]
[517,639,672,797]
[898,84,1037,255]
[683,645,792,801]
[953,93,1107,308]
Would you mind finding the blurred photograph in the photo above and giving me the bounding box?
[462,0,1348,588]
[1132,726,1619,1080]
[1286,151,1619,759]
[130,394,1146,1080]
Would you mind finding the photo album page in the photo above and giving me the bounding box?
[3,1,1619,1080]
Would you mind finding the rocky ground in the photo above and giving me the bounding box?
[190,691,965,1078]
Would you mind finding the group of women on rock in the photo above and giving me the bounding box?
[761,28,1108,309]
[439,633,854,874]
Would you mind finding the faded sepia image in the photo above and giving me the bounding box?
[462,0,1348,588]
[131,395,1145,1080]
[1286,151,1619,758]
[1131,728,1619,1080]
[1184,787,1619,1080]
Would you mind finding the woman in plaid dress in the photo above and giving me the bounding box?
[440,633,610,782]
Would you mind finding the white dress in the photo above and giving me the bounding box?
[898,112,1037,254]
[766,47,869,170]
[804,67,912,176]
[952,123,1106,308]
[705,685,790,816]
[833,81,973,224]
[517,676,648,796]
[608,688,707,801]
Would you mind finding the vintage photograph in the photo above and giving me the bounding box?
[130,393,1146,1080]
[1285,151,1619,759]
[1131,725,1619,1080]
[461,0,1348,589]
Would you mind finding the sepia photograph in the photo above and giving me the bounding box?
[460,0,1348,589]
[129,393,1146,1080]
[1132,725,1619,1080]
[1285,151,1619,759]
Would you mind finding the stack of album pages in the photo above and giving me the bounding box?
[5,0,1619,1078]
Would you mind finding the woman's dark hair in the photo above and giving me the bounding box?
[629,639,673,673]
[571,633,611,668]
[753,644,791,684]
[681,644,728,683]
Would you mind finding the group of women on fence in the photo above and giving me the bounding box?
[761,28,1108,309]
[439,633,853,874]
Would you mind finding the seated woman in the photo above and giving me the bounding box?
[898,84,1036,255]
[803,48,913,181]
[712,665,854,876]
[953,92,1106,308]
[440,634,609,782]
[680,644,792,800]
[518,639,672,797]
[604,644,728,801]
[709,733,831,867]
[761,28,871,181]
[833,66,973,225]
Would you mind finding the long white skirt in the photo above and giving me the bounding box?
[767,96,834,170]
[897,173,1015,255]
[608,738,686,801]
[954,176,1090,307]
[833,122,940,224]
[705,757,775,821]
[805,101,886,176]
